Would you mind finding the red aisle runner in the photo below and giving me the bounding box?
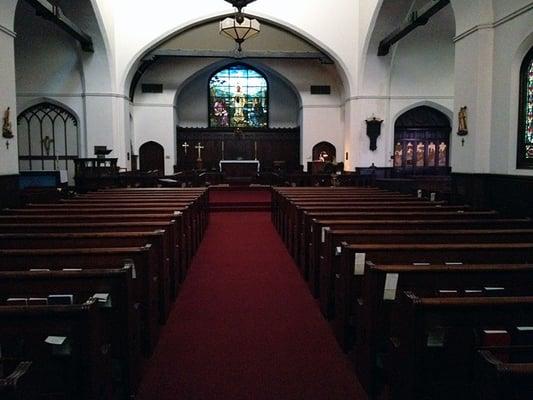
[137,211,367,400]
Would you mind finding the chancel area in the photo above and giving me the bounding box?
[1,0,533,399]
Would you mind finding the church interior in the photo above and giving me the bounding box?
[0,0,533,399]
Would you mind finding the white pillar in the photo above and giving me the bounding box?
[0,5,19,176]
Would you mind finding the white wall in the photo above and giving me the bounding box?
[451,0,533,175]
[0,1,18,175]
[133,57,343,173]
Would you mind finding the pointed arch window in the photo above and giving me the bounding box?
[17,102,79,183]
[518,47,533,168]
[209,64,268,128]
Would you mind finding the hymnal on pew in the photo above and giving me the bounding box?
[48,294,74,305]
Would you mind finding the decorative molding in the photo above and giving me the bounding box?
[299,104,342,110]
[344,95,454,103]
[0,24,16,38]
[454,2,533,43]
[17,92,129,100]
[133,103,176,109]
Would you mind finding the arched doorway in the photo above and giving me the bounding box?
[393,106,451,175]
[312,141,336,162]
[17,102,80,184]
[139,141,165,175]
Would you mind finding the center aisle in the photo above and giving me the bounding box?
[137,211,367,400]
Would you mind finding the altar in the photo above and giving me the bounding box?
[219,160,260,179]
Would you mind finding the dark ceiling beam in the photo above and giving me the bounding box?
[378,0,450,56]
[148,49,333,64]
[23,0,94,52]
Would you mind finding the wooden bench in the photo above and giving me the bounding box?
[389,292,533,400]
[0,298,112,400]
[320,228,533,318]
[0,245,160,355]
[0,231,172,323]
[475,347,533,400]
[0,266,141,397]
[355,262,533,397]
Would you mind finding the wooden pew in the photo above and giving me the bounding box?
[320,228,533,319]
[0,231,172,323]
[0,298,112,400]
[0,220,187,291]
[0,266,141,397]
[307,218,533,293]
[0,212,190,277]
[0,361,32,400]
[356,262,533,397]
[0,246,160,355]
[297,205,475,271]
[475,347,533,400]
[389,292,533,400]
[335,242,533,355]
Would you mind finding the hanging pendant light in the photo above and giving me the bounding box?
[220,0,260,52]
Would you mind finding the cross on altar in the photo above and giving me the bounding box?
[182,142,190,154]
[195,142,205,161]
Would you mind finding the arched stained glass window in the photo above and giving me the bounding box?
[209,64,268,128]
[518,47,533,168]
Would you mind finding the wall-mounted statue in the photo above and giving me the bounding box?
[366,116,383,151]
[457,106,468,136]
[2,107,14,139]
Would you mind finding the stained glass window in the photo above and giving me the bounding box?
[518,47,533,168]
[209,65,268,128]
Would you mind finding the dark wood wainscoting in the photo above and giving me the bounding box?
[176,127,300,172]
[0,174,20,208]
[451,173,533,217]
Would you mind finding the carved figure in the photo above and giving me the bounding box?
[2,107,14,139]
[458,106,468,136]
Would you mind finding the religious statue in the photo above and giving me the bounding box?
[428,142,436,166]
[318,151,329,162]
[213,99,229,127]
[2,107,14,139]
[394,142,403,167]
[457,106,468,136]
[438,142,448,166]
[42,135,54,156]
[233,84,246,125]
[416,142,425,167]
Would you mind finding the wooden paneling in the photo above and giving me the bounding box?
[0,174,20,208]
[176,127,300,172]
[452,173,533,217]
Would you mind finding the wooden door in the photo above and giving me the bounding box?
[139,141,165,175]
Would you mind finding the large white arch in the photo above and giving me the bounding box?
[121,12,353,100]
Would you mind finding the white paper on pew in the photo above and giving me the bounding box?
[484,286,505,291]
[465,290,482,294]
[383,273,399,300]
[310,225,313,233]
[412,262,430,266]
[417,189,422,198]
[321,227,330,243]
[445,262,463,265]
[29,268,50,272]
[427,328,445,347]
[63,268,82,272]
[354,253,366,276]
[93,293,109,302]
[45,336,67,345]
[516,327,533,331]
[335,246,342,256]
[483,330,508,334]
[94,293,112,308]
[124,260,136,279]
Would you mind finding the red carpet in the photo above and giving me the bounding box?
[137,210,367,400]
